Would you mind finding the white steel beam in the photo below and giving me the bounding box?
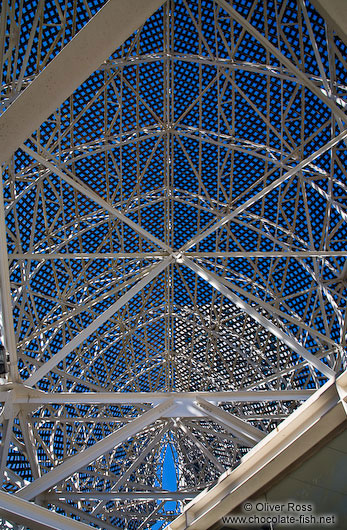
[50,500,122,530]
[46,491,198,501]
[177,420,225,473]
[167,372,347,530]
[186,251,347,258]
[0,490,94,530]
[179,263,338,349]
[92,423,170,515]
[18,412,41,480]
[3,388,316,404]
[310,0,347,45]
[180,125,347,252]
[299,0,330,94]
[0,0,167,163]
[21,145,171,252]
[16,400,174,501]
[181,256,336,379]
[215,0,347,124]
[0,417,14,484]
[26,257,172,386]
[11,252,166,260]
[0,169,19,381]
[194,399,266,447]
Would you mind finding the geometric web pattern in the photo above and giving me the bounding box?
[0,0,346,529]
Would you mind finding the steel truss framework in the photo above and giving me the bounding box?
[0,0,346,529]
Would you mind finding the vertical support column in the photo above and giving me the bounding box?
[0,168,19,382]
[163,0,175,391]
[0,416,14,485]
[18,412,41,480]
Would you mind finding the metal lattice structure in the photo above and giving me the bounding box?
[0,0,346,528]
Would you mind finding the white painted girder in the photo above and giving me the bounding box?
[181,256,336,379]
[0,490,93,530]
[177,419,226,473]
[0,387,316,404]
[0,417,14,484]
[92,423,171,515]
[0,0,167,164]
[0,169,19,381]
[167,372,347,530]
[46,491,199,501]
[16,400,174,501]
[181,127,347,252]
[194,399,266,447]
[26,257,172,386]
[22,145,171,252]
[51,500,123,530]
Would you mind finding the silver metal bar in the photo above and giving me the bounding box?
[10,252,167,261]
[21,145,171,252]
[177,420,225,473]
[181,256,336,379]
[92,423,170,515]
[101,53,347,91]
[15,0,44,96]
[0,490,93,530]
[6,389,315,404]
[186,262,339,349]
[185,251,347,258]
[0,2,8,105]
[194,399,266,447]
[47,491,198,501]
[299,0,330,93]
[0,169,19,381]
[0,0,167,163]
[215,0,347,124]
[0,416,14,484]
[166,375,347,530]
[18,412,41,479]
[49,500,123,530]
[16,400,174,501]
[26,257,172,386]
[180,127,347,252]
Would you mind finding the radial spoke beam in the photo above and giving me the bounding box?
[16,400,174,501]
[186,251,347,258]
[0,0,167,163]
[181,256,336,379]
[26,257,172,386]
[2,387,316,404]
[21,145,171,252]
[177,420,225,473]
[181,127,347,252]
[194,399,266,447]
[92,423,170,515]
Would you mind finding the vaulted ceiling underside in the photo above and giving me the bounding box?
[0,0,346,529]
